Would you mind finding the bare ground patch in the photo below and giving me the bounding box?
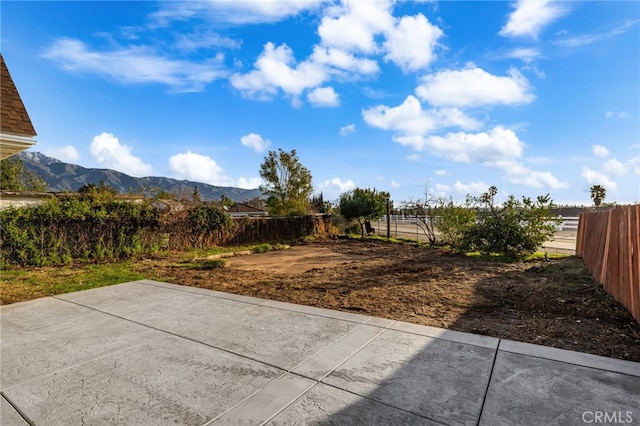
[133,239,640,362]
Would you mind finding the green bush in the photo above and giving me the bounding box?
[436,201,476,250]
[187,204,230,232]
[461,187,561,258]
[0,196,161,266]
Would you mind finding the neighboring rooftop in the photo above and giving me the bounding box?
[1,53,37,159]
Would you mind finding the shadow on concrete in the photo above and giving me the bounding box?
[281,253,640,425]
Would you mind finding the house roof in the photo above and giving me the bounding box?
[228,202,265,213]
[1,54,36,138]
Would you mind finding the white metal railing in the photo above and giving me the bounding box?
[378,215,579,238]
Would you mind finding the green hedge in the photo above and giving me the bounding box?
[1,197,333,266]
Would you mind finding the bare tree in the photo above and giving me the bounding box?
[401,185,442,245]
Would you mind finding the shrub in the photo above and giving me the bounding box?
[187,204,230,232]
[436,201,476,250]
[462,187,561,258]
[0,196,161,266]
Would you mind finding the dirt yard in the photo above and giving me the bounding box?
[135,239,640,362]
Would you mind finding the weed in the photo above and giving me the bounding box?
[183,259,227,270]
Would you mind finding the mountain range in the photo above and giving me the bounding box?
[18,152,263,202]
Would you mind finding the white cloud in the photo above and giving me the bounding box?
[406,154,420,161]
[434,183,450,193]
[236,177,262,189]
[240,133,271,152]
[339,124,356,136]
[605,111,629,119]
[383,13,443,72]
[628,157,640,175]
[173,31,241,51]
[434,170,450,176]
[492,160,569,189]
[602,159,628,176]
[89,132,152,177]
[43,38,226,92]
[151,0,325,26]
[390,179,400,188]
[230,42,327,99]
[168,151,233,186]
[44,145,80,163]
[393,126,525,163]
[453,180,489,196]
[504,47,541,62]
[318,0,395,54]
[581,167,618,191]
[555,19,639,47]
[308,86,340,107]
[592,145,610,158]
[362,95,482,136]
[415,67,535,107]
[319,177,356,199]
[500,0,568,38]
[310,46,379,75]
[591,145,609,158]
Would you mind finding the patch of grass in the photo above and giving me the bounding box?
[523,251,569,262]
[252,243,273,253]
[0,262,145,304]
[465,251,521,263]
[183,242,290,260]
[527,257,594,284]
[466,250,570,263]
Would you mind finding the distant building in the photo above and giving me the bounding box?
[226,202,268,217]
[0,54,37,159]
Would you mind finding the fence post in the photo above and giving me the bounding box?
[386,199,391,239]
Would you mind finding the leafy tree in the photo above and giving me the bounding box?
[192,186,201,203]
[78,181,118,197]
[219,194,234,208]
[339,188,389,238]
[462,187,561,257]
[311,192,333,214]
[0,157,47,192]
[259,148,313,216]
[590,184,606,207]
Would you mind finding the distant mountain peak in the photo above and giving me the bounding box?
[18,151,62,166]
[18,151,263,202]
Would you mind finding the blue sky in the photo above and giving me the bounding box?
[3,0,639,205]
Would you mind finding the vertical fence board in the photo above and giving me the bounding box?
[577,205,639,322]
[631,206,640,322]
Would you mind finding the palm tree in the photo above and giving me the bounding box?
[590,184,606,207]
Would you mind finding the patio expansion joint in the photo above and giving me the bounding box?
[207,319,451,426]
[205,321,388,424]
[497,340,640,377]
[51,296,289,376]
[475,338,502,426]
[301,380,452,426]
[1,391,34,426]
[135,279,373,325]
[134,280,265,306]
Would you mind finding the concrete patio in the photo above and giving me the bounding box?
[1,280,638,425]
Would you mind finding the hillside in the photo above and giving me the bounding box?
[18,152,263,202]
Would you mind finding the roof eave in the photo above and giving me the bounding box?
[0,132,38,160]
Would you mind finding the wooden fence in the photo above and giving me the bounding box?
[576,205,639,322]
